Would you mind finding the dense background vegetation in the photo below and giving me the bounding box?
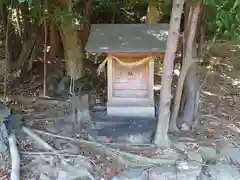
[0,0,239,74]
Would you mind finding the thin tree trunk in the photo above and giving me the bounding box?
[169,1,201,131]
[181,63,198,124]
[181,37,200,128]
[154,0,185,148]
[3,0,12,102]
[43,0,48,97]
[196,3,206,56]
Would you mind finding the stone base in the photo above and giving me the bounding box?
[107,99,155,118]
[88,112,156,144]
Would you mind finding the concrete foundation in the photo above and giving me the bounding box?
[107,99,155,118]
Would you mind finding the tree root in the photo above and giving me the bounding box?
[22,126,58,153]
[8,134,20,180]
[32,128,180,167]
[104,142,157,152]
[20,151,87,157]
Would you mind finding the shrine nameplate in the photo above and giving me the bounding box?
[112,60,149,98]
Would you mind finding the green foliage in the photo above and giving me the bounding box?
[0,0,9,5]
[93,0,122,11]
[29,6,50,21]
[205,0,240,40]
[16,0,83,25]
[123,0,148,19]
[55,8,83,26]
[17,0,32,3]
[160,0,172,21]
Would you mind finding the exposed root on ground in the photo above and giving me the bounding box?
[32,128,182,167]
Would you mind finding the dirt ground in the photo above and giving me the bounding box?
[197,41,240,140]
[0,40,240,179]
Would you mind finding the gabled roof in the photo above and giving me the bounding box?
[86,24,169,53]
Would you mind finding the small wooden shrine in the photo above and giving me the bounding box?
[86,24,169,118]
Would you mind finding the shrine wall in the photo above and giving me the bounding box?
[112,58,149,98]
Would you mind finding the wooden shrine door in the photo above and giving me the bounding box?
[112,59,149,98]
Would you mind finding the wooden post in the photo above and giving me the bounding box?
[77,94,91,124]
[71,94,91,130]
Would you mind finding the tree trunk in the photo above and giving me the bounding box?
[80,0,92,50]
[27,39,40,72]
[181,35,200,127]
[19,2,30,40]
[154,0,185,148]
[0,4,7,30]
[181,63,198,124]
[146,0,159,24]
[13,38,36,72]
[58,22,84,79]
[196,3,206,56]
[9,2,40,76]
[169,1,201,131]
[49,18,61,59]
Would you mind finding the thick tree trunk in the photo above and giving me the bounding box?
[146,0,159,24]
[154,0,185,148]
[169,1,201,131]
[58,23,84,79]
[51,0,84,80]
[49,19,61,59]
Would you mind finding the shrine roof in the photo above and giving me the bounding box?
[86,24,169,53]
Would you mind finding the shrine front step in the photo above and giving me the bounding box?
[88,114,157,144]
[107,100,155,118]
